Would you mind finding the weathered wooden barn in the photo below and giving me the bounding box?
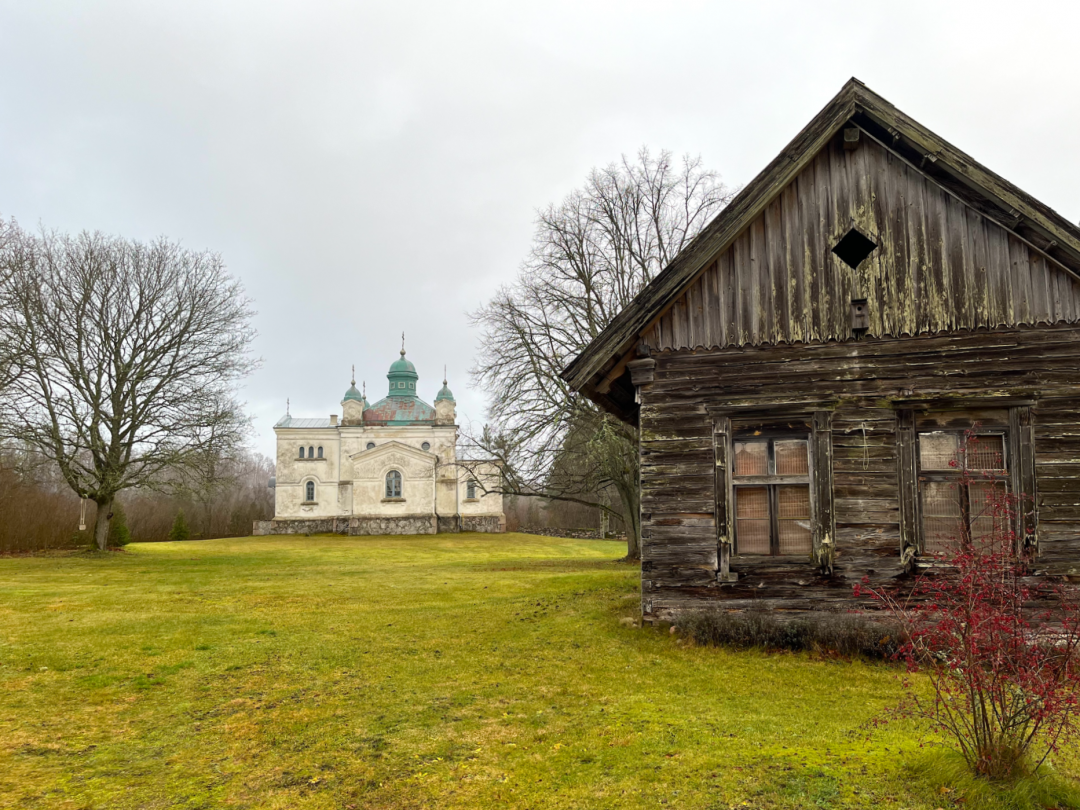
[562,78,1080,622]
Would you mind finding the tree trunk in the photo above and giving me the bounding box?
[93,495,113,551]
[613,477,641,561]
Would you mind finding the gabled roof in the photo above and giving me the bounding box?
[560,77,1080,415]
[274,416,335,429]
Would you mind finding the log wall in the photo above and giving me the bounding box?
[643,131,1080,353]
[639,323,1080,621]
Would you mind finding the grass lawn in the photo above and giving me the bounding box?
[0,533,1076,809]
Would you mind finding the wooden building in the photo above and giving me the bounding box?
[561,79,1080,622]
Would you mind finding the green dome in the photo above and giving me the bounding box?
[435,379,454,402]
[343,383,363,402]
[389,353,416,375]
[387,349,419,398]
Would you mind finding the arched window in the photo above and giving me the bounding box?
[421,442,430,451]
[466,480,477,499]
[305,481,315,501]
[366,442,375,450]
[308,446,314,458]
[299,446,305,458]
[317,446,323,458]
[385,470,402,498]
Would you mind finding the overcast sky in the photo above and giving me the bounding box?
[2,1,1078,458]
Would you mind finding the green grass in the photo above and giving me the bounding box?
[0,533,1077,809]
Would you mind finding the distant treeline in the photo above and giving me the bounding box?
[0,445,273,553]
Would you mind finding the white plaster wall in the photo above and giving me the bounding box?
[275,428,341,518]
[273,417,504,524]
[459,463,504,516]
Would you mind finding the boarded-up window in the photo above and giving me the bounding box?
[732,438,812,556]
[917,431,1008,553]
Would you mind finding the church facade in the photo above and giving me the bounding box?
[254,349,505,536]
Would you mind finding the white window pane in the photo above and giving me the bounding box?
[774,441,809,476]
[734,442,768,476]
[736,487,770,554]
[922,481,962,553]
[966,436,1006,471]
[920,433,959,471]
[969,481,1008,551]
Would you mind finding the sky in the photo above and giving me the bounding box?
[1,0,1078,458]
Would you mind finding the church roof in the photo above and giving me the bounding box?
[274,416,335,429]
[362,396,436,424]
[435,379,455,401]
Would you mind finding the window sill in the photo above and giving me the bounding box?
[731,554,814,564]
[301,501,318,506]
[297,458,327,461]
[463,498,479,503]
[382,497,406,503]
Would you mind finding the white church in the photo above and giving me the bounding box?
[254,347,505,535]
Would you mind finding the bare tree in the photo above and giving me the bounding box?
[469,149,733,559]
[0,220,257,550]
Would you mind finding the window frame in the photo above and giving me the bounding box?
[466,480,477,500]
[897,405,1037,564]
[711,410,835,581]
[915,428,1010,555]
[385,470,403,499]
[304,480,316,503]
[731,435,814,557]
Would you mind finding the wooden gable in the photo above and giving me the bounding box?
[645,129,1080,352]
[563,78,1080,423]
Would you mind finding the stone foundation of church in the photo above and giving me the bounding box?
[252,514,505,536]
[349,515,437,535]
[461,515,505,533]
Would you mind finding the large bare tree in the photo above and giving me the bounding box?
[0,221,257,550]
[469,149,732,559]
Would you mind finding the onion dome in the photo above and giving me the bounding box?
[387,349,419,398]
[343,365,364,402]
[436,377,454,402]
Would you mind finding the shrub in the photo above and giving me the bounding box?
[168,510,191,543]
[678,608,905,660]
[859,431,1080,782]
[108,501,131,547]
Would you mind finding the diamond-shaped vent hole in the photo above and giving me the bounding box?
[832,228,877,269]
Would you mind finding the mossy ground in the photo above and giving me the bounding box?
[0,533,1077,809]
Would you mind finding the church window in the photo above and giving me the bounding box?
[466,480,477,499]
[299,446,305,458]
[308,446,314,458]
[305,481,315,502]
[366,442,376,450]
[386,470,402,498]
[317,446,323,458]
[409,382,415,389]
[421,442,431,451]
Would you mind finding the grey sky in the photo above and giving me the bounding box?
[2,1,1078,458]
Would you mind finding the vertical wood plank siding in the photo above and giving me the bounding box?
[638,324,1080,621]
[644,134,1080,353]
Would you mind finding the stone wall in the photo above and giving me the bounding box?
[462,515,505,533]
[349,515,436,535]
[253,513,504,536]
[253,518,350,536]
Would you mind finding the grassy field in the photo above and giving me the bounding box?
[0,533,1075,809]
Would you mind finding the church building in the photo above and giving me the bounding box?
[254,347,505,536]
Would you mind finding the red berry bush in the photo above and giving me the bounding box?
[858,432,1080,781]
